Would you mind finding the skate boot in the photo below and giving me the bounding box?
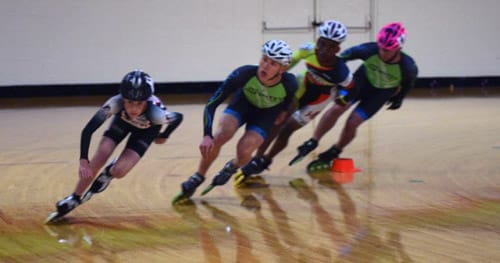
[201,160,238,195]
[247,156,272,174]
[289,138,318,166]
[45,193,81,224]
[234,156,272,186]
[307,145,342,173]
[172,173,205,205]
[81,160,115,203]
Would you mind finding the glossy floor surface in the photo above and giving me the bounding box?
[1,91,499,262]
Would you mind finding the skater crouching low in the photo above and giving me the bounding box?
[46,70,183,223]
[172,40,298,204]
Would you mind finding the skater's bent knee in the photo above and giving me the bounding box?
[108,166,126,178]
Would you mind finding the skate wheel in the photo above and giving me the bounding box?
[307,161,330,173]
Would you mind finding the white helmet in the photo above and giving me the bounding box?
[318,20,348,43]
[262,40,292,66]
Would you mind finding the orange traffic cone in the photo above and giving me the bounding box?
[331,158,361,184]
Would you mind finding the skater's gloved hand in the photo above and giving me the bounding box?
[199,135,215,158]
[386,97,402,110]
[79,159,93,179]
[334,89,351,106]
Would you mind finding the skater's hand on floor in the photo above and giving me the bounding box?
[199,136,214,158]
[79,159,93,179]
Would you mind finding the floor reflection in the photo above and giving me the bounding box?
[173,200,222,263]
[304,171,413,262]
[43,222,118,262]
[235,177,321,262]
[44,223,93,247]
[201,200,259,263]
[291,171,364,260]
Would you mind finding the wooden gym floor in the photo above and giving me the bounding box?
[1,89,499,262]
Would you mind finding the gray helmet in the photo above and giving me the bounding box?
[120,70,154,101]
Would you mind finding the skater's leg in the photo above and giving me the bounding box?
[174,114,238,203]
[312,103,350,142]
[234,130,264,168]
[83,148,141,202]
[335,111,364,150]
[266,117,302,161]
[48,134,119,223]
[235,121,291,183]
[198,114,239,177]
[74,137,117,196]
[307,112,364,172]
[206,129,264,192]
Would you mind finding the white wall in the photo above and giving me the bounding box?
[375,0,500,77]
[1,0,499,86]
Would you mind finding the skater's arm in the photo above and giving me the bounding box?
[334,62,356,106]
[157,111,183,139]
[80,96,119,161]
[287,43,313,70]
[281,72,299,113]
[147,96,184,141]
[203,66,247,138]
[387,56,418,110]
[80,110,107,161]
[339,42,376,62]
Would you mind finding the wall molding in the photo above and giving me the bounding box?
[1,77,499,98]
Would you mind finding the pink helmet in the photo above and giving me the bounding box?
[377,22,406,50]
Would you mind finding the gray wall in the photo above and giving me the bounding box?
[1,0,499,86]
